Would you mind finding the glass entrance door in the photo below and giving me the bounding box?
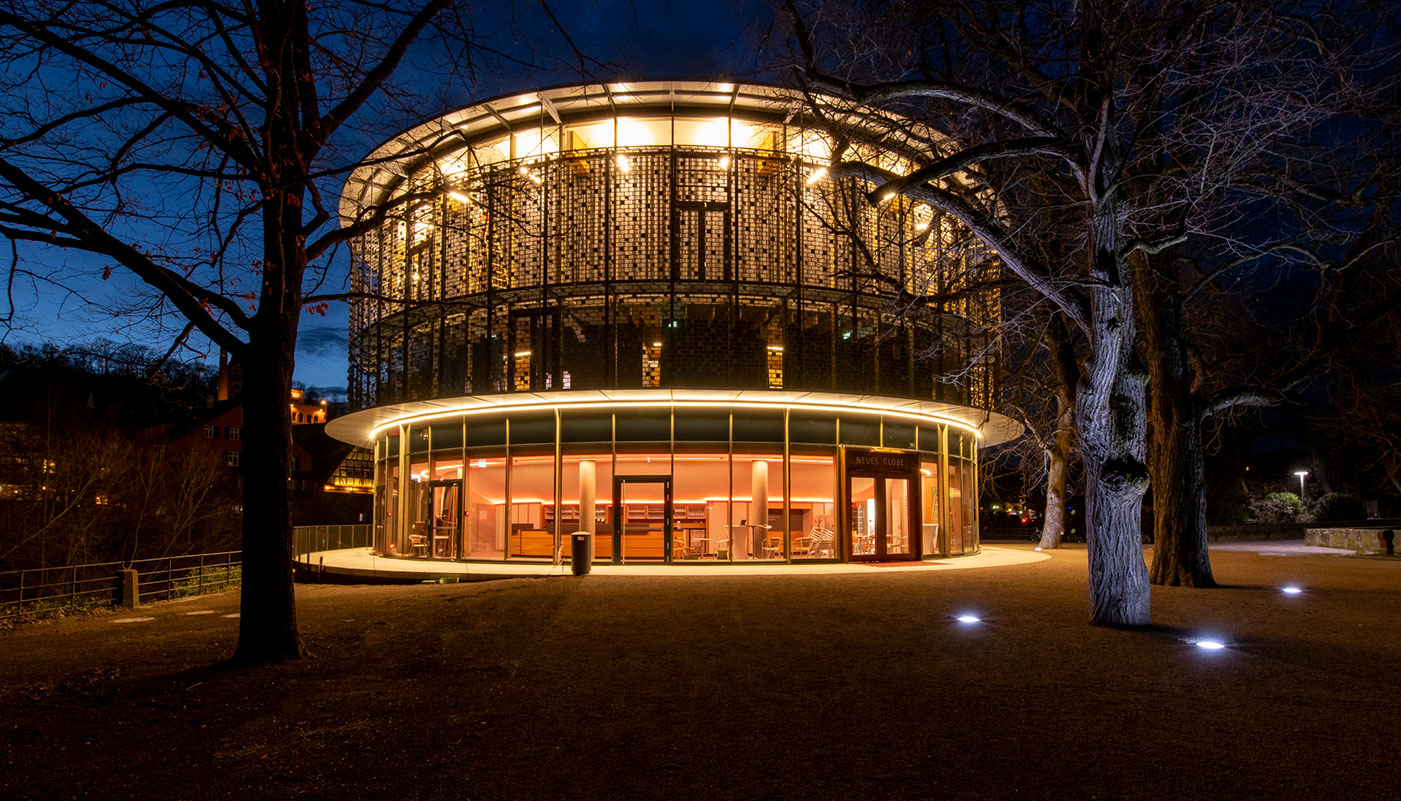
[847,473,917,561]
[612,475,672,563]
[428,479,463,559]
[883,477,911,558]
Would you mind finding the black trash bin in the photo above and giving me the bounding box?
[571,532,592,575]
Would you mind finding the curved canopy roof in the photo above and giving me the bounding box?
[326,388,1023,448]
[339,80,932,222]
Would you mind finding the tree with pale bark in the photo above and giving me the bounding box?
[783,0,1377,623]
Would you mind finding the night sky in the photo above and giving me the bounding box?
[7,0,772,399]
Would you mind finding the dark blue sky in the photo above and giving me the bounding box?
[8,0,773,398]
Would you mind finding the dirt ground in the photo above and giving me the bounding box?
[2,544,1397,800]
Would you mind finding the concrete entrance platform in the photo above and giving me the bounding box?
[296,545,1048,583]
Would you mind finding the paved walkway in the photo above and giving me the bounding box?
[4,544,1398,800]
[298,544,1047,581]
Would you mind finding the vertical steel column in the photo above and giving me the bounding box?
[938,424,951,556]
[783,408,791,562]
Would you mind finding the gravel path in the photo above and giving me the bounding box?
[2,545,1397,800]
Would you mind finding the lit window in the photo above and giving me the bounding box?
[226,451,240,467]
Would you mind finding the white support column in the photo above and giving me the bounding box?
[579,459,596,537]
[751,459,769,557]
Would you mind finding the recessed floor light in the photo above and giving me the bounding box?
[1281,586,1302,595]
[1195,639,1226,651]
[955,615,981,624]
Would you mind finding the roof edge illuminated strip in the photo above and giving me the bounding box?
[364,397,988,442]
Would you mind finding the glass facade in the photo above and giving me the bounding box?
[334,83,1016,567]
[368,402,979,564]
[344,83,1001,414]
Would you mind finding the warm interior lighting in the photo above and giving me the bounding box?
[515,350,532,358]
[616,154,631,172]
[765,345,784,351]
[806,167,827,184]
[448,191,470,204]
[718,156,731,169]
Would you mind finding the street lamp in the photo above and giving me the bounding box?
[1294,470,1308,499]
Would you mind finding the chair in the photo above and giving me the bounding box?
[407,533,427,556]
[808,527,835,559]
[762,534,785,559]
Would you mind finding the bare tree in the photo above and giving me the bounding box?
[783,0,1374,623]
[0,0,486,662]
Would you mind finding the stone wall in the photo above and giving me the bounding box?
[1305,527,1397,554]
[1206,523,1308,542]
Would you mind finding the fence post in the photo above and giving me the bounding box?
[199,553,205,594]
[167,556,173,600]
[118,568,139,609]
[70,566,77,608]
[18,569,24,606]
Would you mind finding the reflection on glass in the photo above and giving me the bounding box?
[467,456,505,559]
[731,454,781,560]
[961,458,977,553]
[617,479,669,561]
[920,460,940,555]
[948,461,964,554]
[791,451,837,559]
[430,480,461,559]
[850,476,876,556]
[404,460,430,557]
[508,455,555,559]
[672,453,728,560]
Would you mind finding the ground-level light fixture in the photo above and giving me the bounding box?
[955,614,981,624]
[1281,586,1303,595]
[1193,639,1227,651]
[1295,470,1308,496]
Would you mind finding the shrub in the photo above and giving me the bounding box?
[1250,491,1305,523]
[171,564,242,598]
[1312,492,1365,523]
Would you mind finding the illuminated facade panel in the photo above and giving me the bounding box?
[330,82,1017,565]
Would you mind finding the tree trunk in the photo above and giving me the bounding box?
[1039,317,1077,549]
[228,0,313,665]
[232,339,304,664]
[1040,446,1070,549]
[1137,261,1216,587]
[1077,282,1152,627]
[1076,122,1151,625]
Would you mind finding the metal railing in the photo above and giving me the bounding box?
[293,524,372,562]
[0,550,242,614]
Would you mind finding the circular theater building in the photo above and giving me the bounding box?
[327,81,1020,567]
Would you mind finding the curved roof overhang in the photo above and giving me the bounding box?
[338,80,939,223]
[326,388,1023,449]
